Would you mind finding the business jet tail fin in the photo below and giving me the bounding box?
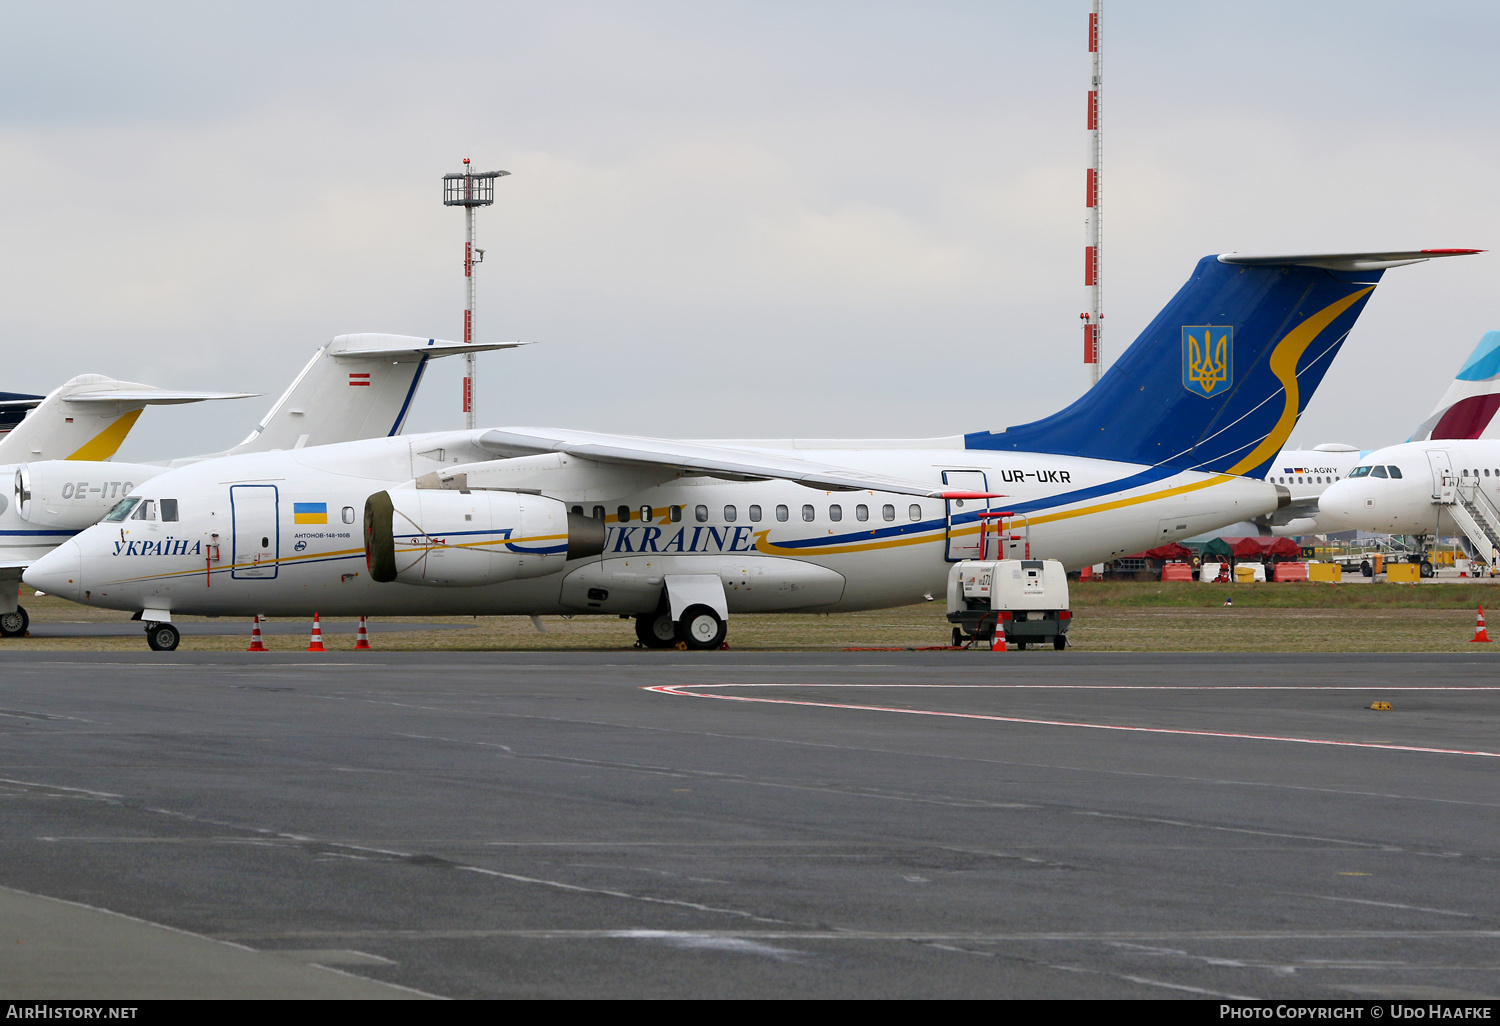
[0,375,254,464]
[1408,330,1500,441]
[228,334,528,455]
[966,249,1481,478]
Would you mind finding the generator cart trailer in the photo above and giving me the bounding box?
[946,558,1072,650]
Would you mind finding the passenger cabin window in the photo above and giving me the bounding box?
[571,505,583,515]
[103,498,139,522]
[669,505,682,523]
[909,504,922,521]
[724,505,737,522]
[640,505,653,522]
[1371,466,1388,479]
[618,505,631,523]
[130,500,157,521]
[161,499,180,522]
[1349,466,1372,478]
[775,504,789,522]
[802,504,815,522]
[1387,466,1403,479]
[882,504,895,521]
[695,505,708,522]
[341,505,354,524]
[593,506,606,520]
[855,504,869,522]
[829,504,842,522]
[748,504,762,522]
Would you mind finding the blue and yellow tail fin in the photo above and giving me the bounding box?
[966,250,1478,477]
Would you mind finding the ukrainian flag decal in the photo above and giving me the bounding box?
[294,502,328,524]
[1182,325,1233,398]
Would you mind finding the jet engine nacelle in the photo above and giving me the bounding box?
[14,461,165,528]
[364,487,605,587]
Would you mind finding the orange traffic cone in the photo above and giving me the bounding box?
[991,623,1008,652]
[307,613,327,652]
[1473,606,1491,643]
[354,616,372,650]
[246,615,267,652]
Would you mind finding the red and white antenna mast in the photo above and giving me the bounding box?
[442,159,510,429]
[1082,0,1103,385]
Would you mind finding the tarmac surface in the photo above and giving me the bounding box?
[1,650,1498,999]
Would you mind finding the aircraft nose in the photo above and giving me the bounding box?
[23,540,83,601]
[1317,481,1364,529]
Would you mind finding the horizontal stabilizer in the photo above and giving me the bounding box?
[1220,249,1482,271]
[63,389,256,405]
[330,337,530,359]
[478,427,978,499]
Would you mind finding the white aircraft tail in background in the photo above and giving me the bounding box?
[0,374,253,465]
[225,334,526,456]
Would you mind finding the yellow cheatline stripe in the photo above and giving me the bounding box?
[753,472,1241,556]
[67,410,143,461]
[1225,287,1373,475]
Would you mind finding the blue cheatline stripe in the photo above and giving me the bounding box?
[389,354,429,436]
[0,530,79,537]
[399,527,513,540]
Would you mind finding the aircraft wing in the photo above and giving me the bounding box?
[1271,500,1321,524]
[477,428,997,499]
[63,390,257,405]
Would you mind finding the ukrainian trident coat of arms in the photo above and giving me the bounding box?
[1182,325,1232,398]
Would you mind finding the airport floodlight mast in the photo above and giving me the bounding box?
[442,159,510,429]
[1082,0,1103,385]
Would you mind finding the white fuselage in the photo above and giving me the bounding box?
[1319,440,1500,535]
[30,429,1278,618]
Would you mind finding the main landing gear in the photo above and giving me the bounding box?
[634,606,728,651]
[145,622,181,652]
[0,606,28,638]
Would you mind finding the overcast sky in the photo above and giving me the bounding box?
[1,1,1495,463]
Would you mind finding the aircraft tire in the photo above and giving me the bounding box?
[0,605,28,638]
[146,623,180,652]
[1421,561,1435,578]
[677,606,727,650]
[634,611,678,649]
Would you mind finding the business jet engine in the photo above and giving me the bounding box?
[14,461,166,529]
[363,487,605,587]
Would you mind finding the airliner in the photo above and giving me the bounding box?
[1233,330,1500,537]
[25,250,1478,651]
[1,335,520,636]
[1317,330,1500,557]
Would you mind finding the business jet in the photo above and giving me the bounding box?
[26,250,1477,651]
[1,335,519,636]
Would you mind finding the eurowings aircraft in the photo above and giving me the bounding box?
[1317,331,1500,558]
[1250,329,1500,538]
[26,250,1478,651]
[2,335,519,635]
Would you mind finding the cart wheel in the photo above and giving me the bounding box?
[1053,635,1067,651]
[1014,641,1028,651]
[951,627,963,647]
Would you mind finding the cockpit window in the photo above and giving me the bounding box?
[160,499,179,522]
[103,498,140,522]
[1371,466,1388,479]
[1387,466,1403,479]
[1348,466,1372,478]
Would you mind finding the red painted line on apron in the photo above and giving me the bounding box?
[642,684,1500,759]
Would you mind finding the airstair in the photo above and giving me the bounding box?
[1439,478,1500,566]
